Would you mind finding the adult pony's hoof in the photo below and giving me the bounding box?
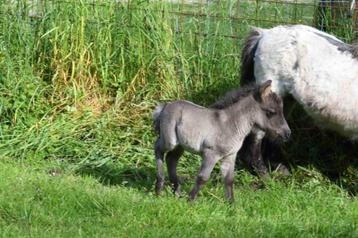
[173,188,182,198]
[188,197,196,203]
[188,190,198,202]
[272,163,290,176]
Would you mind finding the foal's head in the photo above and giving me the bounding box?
[253,80,291,141]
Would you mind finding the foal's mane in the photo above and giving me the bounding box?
[209,83,257,109]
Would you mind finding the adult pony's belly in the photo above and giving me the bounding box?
[292,82,358,141]
[292,57,358,140]
[301,101,358,140]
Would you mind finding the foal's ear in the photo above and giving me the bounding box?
[258,80,272,101]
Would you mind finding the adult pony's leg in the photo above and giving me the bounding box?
[239,132,290,177]
[189,150,221,201]
[166,146,184,197]
[240,27,292,177]
[155,138,165,195]
[262,138,290,176]
[238,130,268,177]
[260,96,296,175]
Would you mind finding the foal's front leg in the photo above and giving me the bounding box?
[220,154,236,202]
[189,150,221,201]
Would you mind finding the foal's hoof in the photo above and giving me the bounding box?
[174,190,182,198]
[227,198,235,204]
[188,197,196,203]
[155,189,162,196]
[188,194,197,202]
[155,182,164,196]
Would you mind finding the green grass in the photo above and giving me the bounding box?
[1,158,358,237]
[0,0,357,236]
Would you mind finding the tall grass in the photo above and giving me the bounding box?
[0,0,245,163]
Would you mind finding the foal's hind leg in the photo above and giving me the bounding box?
[166,146,184,197]
[155,138,165,195]
[189,150,221,201]
[220,154,236,202]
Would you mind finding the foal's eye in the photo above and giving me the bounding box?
[265,110,276,117]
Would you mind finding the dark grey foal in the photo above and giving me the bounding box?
[153,81,290,202]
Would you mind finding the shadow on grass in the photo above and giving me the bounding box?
[270,98,358,195]
[286,130,358,195]
[76,164,157,192]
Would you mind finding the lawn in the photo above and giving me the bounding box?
[1,158,357,237]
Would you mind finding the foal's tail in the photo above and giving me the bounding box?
[152,103,167,134]
[241,27,263,86]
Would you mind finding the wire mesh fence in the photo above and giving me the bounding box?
[3,0,357,41]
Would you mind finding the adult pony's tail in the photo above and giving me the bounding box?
[152,103,167,134]
[240,28,263,86]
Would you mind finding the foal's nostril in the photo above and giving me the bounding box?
[283,130,291,140]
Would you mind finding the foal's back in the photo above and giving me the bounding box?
[159,100,230,153]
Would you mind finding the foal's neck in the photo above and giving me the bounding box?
[223,96,257,137]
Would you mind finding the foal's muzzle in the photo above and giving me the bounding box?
[280,129,291,142]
